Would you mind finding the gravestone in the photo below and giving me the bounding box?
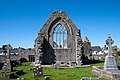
[92,34,120,80]
[104,34,118,71]
[33,61,43,78]
[2,44,13,72]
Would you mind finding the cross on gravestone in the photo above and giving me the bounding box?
[6,44,12,59]
[104,34,118,71]
[2,44,13,72]
[105,34,114,56]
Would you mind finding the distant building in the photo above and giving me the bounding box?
[91,46,102,55]
[91,46,105,60]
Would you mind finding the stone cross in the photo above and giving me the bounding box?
[2,44,13,72]
[105,34,114,56]
[104,34,118,71]
[5,44,12,59]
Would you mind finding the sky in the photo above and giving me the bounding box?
[0,0,120,48]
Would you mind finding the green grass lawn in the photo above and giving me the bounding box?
[44,67,106,80]
[3,59,120,80]
[1,59,120,80]
[0,61,107,80]
[7,61,107,80]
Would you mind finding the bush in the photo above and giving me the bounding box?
[117,51,120,56]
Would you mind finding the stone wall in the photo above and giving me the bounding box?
[0,48,35,63]
[92,66,120,80]
[54,48,74,64]
[83,41,91,59]
[0,55,19,63]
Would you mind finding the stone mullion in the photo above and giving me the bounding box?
[63,32,64,48]
[56,32,57,47]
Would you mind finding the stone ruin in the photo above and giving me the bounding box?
[34,10,92,66]
[0,11,92,68]
[92,34,120,80]
[0,44,13,78]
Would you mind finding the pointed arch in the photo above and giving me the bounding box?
[53,23,67,48]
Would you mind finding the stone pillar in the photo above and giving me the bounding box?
[2,44,13,72]
[33,35,43,78]
[104,34,118,71]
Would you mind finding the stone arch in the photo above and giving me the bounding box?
[39,11,77,40]
[44,12,78,49]
[52,23,67,48]
[48,19,73,48]
[48,17,72,36]
[35,11,83,65]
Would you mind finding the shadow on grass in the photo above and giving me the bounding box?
[43,75,51,77]
[117,66,120,70]
[10,70,27,79]
[9,73,19,79]
[16,70,27,76]
[82,60,104,65]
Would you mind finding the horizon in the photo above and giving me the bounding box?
[0,0,120,48]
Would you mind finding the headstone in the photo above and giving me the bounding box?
[92,35,120,80]
[0,74,4,78]
[81,77,99,80]
[2,44,13,72]
[33,61,43,78]
[104,34,118,71]
[44,76,50,80]
[21,78,25,80]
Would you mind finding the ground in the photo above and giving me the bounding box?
[2,59,120,80]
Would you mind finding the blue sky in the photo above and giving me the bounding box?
[0,0,120,48]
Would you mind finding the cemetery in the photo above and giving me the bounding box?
[0,61,108,80]
[0,11,120,80]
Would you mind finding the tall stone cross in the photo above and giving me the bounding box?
[105,34,114,56]
[6,44,12,59]
[104,34,118,71]
[2,44,13,72]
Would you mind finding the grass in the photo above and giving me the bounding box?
[43,67,106,80]
[10,61,107,80]
[0,62,107,80]
[2,59,120,80]
[14,62,32,70]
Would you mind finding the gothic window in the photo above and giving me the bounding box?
[53,24,67,48]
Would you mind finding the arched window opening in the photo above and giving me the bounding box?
[53,24,67,48]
